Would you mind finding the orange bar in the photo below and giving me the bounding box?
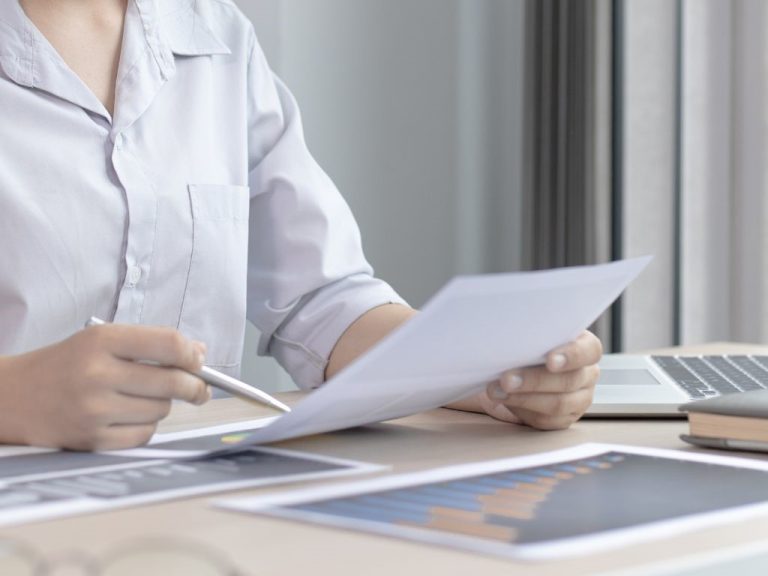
[429,507,485,522]
[479,492,544,505]
[482,494,536,506]
[481,507,535,520]
[536,477,558,486]
[514,482,551,493]
[481,500,536,514]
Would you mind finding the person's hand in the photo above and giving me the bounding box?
[478,331,603,430]
[0,324,210,451]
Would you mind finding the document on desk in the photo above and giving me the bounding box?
[0,420,383,528]
[222,256,651,448]
[218,443,768,561]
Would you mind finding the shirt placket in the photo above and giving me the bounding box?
[110,0,176,324]
[109,137,157,324]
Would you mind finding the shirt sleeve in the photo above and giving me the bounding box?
[244,32,408,390]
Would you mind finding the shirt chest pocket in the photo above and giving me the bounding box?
[178,184,250,370]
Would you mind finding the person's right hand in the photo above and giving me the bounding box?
[0,323,210,451]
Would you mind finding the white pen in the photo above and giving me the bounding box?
[86,317,291,413]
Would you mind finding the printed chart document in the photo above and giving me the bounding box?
[218,443,768,561]
[0,420,382,528]
[221,256,651,448]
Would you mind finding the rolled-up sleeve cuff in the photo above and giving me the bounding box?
[265,274,408,390]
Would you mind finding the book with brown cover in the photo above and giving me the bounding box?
[680,390,768,452]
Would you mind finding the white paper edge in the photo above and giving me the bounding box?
[146,417,278,445]
[596,538,768,576]
[216,443,768,561]
[225,256,653,449]
[0,417,279,468]
[0,418,280,484]
[0,449,385,528]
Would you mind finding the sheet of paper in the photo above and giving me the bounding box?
[226,256,651,447]
[0,418,278,478]
[600,540,768,576]
[0,420,381,528]
[218,443,768,561]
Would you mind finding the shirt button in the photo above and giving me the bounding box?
[127,266,142,287]
[114,134,124,150]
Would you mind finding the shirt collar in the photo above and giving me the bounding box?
[0,0,231,94]
[0,1,48,89]
[158,0,231,57]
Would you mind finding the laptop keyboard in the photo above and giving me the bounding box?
[651,355,768,400]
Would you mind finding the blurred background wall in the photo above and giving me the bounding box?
[235,0,526,391]
[231,0,768,392]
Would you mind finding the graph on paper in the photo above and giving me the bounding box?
[0,419,382,528]
[231,446,768,558]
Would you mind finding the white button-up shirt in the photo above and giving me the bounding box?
[0,0,405,388]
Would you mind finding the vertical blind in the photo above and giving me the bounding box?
[521,0,614,346]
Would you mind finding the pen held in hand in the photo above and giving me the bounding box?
[86,317,291,413]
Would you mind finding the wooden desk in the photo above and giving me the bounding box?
[5,343,768,575]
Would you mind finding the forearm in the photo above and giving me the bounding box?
[324,305,500,417]
[325,304,417,380]
[0,355,29,445]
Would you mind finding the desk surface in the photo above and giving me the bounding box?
[5,343,768,575]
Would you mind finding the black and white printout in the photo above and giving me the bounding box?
[0,419,382,527]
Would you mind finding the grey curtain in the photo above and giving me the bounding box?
[521,0,614,345]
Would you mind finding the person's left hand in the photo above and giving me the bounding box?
[476,331,603,430]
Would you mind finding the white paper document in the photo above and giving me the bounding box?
[218,443,768,561]
[224,256,651,447]
[0,420,382,528]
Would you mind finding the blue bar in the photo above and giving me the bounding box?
[471,476,518,489]
[356,495,431,522]
[416,485,484,503]
[554,464,582,473]
[387,488,481,512]
[498,472,545,483]
[440,480,498,495]
[528,469,559,478]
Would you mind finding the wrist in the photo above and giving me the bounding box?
[0,354,31,445]
[326,304,417,381]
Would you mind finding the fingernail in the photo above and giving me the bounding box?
[193,341,207,366]
[194,384,209,405]
[550,353,567,371]
[489,382,508,401]
[502,373,523,392]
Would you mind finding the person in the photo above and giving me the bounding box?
[0,0,602,451]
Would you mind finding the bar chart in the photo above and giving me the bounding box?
[279,450,768,547]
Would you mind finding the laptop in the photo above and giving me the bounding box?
[586,354,768,417]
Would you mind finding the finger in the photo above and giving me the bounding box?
[98,423,158,451]
[113,361,209,405]
[69,423,158,452]
[546,330,603,373]
[493,364,599,396]
[102,395,173,426]
[500,387,594,417]
[477,390,523,424]
[87,324,206,371]
[512,408,578,431]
